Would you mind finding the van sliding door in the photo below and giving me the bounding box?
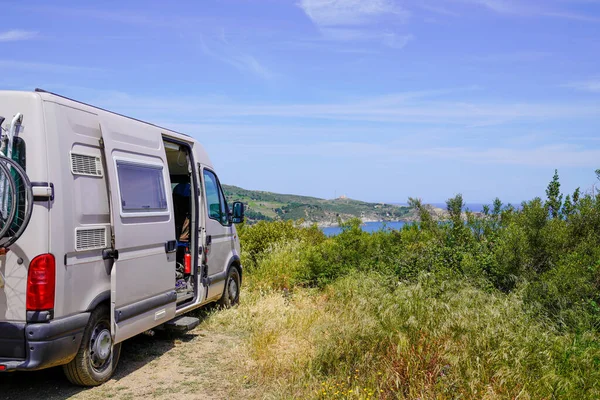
[99,117,177,344]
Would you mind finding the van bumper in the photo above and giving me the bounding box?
[0,312,90,372]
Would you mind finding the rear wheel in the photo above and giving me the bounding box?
[218,267,240,307]
[63,304,121,386]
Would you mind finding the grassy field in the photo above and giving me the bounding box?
[205,276,600,399]
[6,276,596,399]
[213,171,600,399]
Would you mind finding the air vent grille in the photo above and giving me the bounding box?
[71,153,103,177]
[75,227,107,251]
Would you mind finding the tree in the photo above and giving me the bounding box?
[573,187,580,204]
[408,197,434,230]
[546,169,563,219]
[561,194,573,218]
[446,194,464,227]
[492,198,503,216]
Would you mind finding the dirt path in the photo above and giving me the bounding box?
[0,323,256,400]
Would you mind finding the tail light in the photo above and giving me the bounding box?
[26,253,56,311]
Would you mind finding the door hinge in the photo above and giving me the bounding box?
[31,182,55,202]
[201,263,210,287]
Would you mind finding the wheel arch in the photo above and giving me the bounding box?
[86,290,110,312]
[228,255,242,283]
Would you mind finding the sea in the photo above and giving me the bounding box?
[321,203,489,237]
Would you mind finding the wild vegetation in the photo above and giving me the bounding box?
[223,184,411,224]
[209,169,600,399]
[9,170,597,399]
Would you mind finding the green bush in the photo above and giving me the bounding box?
[239,219,324,270]
[238,169,600,334]
[227,169,600,398]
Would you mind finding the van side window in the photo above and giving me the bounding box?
[116,160,168,213]
[203,170,229,225]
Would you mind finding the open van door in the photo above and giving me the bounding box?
[99,117,177,344]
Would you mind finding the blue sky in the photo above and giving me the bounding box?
[1,0,599,203]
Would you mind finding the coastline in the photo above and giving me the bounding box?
[308,217,414,229]
[298,206,482,229]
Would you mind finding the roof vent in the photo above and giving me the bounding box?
[71,153,103,177]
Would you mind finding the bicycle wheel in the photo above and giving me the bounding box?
[0,158,17,240]
[0,156,33,249]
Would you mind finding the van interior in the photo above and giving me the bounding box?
[164,139,197,306]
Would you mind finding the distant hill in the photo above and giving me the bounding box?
[222,185,412,225]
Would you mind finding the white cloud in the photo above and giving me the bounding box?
[298,0,412,49]
[298,0,406,26]
[36,86,599,169]
[563,79,600,93]
[419,4,461,17]
[422,144,600,167]
[86,88,600,129]
[459,0,524,13]
[473,51,551,63]
[381,32,414,49]
[200,139,600,168]
[449,0,600,22]
[18,5,193,28]
[319,28,413,48]
[233,141,600,168]
[542,10,600,22]
[0,30,37,42]
[198,35,274,80]
[0,60,101,73]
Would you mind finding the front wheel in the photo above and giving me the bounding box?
[218,267,240,307]
[63,304,121,386]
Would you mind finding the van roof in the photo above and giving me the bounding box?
[34,88,192,139]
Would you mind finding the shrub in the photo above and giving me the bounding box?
[238,169,600,333]
[223,169,600,398]
[239,219,324,270]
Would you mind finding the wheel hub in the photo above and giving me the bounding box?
[90,327,112,369]
[228,277,238,300]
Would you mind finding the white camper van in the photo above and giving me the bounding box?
[0,89,245,386]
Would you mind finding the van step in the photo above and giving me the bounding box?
[165,316,200,332]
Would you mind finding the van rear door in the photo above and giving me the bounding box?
[99,117,177,344]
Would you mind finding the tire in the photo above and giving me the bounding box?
[218,266,241,307]
[0,159,17,239]
[0,155,34,249]
[63,304,122,386]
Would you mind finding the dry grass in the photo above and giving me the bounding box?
[4,273,598,399]
[205,272,600,399]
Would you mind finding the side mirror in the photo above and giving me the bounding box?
[232,201,245,224]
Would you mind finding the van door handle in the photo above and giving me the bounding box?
[165,240,177,253]
[102,248,119,260]
[206,235,212,246]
